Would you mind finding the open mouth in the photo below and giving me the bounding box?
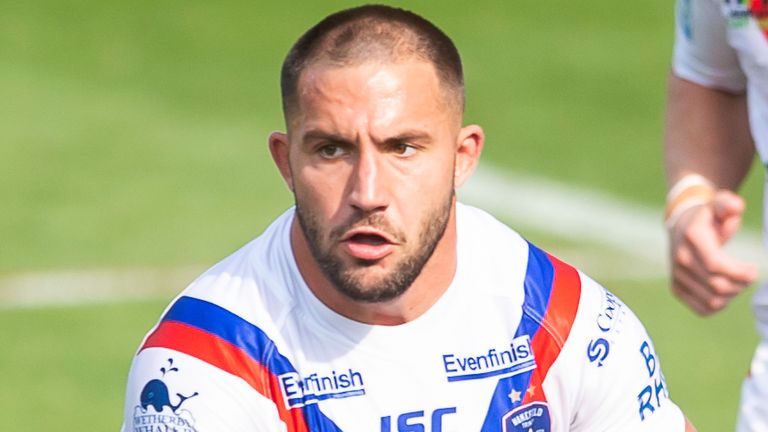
[349,233,389,246]
[341,229,396,261]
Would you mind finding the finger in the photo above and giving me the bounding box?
[674,242,751,296]
[671,254,747,315]
[672,264,742,314]
[717,212,742,243]
[670,232,718,292]
[674,219,721,282]
[674,241,755,296]
[672,284,727,316]
[695,247,759,285]
[711,190,745,222]
[672,263,737,302]
[711,191,745,242]
[669,204,757,304]
[669,207,715,270]
[684,221,758,285]
[707,274,751,297]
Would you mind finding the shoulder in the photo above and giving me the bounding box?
[122,291,294,430]
[121,349,284,432]
[519,243,581,350]
[454,205,584,339]
[546,272,686,429]
[138,207,303,357]
[509,243,686,429]
[122,209,308,430]
[175,207,299,327]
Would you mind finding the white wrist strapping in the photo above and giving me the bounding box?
[664,174,715,229]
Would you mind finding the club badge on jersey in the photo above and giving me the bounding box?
[502,402,551,432]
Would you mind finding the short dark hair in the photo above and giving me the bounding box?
[280,4,464,120]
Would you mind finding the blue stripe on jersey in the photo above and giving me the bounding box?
[162,296,343,432]
[480,242,554,432]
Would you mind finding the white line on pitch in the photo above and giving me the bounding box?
[2,164,766,308]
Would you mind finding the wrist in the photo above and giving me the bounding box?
[664,174,715,229]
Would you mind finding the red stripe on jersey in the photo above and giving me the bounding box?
[142,321,310,432]
[523,253,581,404]
[752,0,768,38]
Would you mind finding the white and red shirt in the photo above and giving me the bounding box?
[121,204,684,431]
[672,0,768,334]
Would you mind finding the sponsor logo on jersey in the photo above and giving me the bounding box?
[279,368,366,408]
[380,407,457,432]
[133,358,199,432]
[636,340,671,421]
[502,402,551,432]
[442,335,536,382]
[595,290,623,333]
[586,337,610,367]
[724,0,751,24]
[586,290,626,368]
[724,0,768,38]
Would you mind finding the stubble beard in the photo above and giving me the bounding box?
[295,191,454,303]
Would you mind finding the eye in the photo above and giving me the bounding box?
[318,144,346,159]
[393,143,417,157]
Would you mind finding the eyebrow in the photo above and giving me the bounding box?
[301,130,353,145]
[301,129,432,145]
[383,131,432,145]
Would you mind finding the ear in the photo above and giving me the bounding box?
[454,124,484,188]
[268,131,294,191]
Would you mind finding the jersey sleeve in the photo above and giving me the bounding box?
[120,347,287,432]
[672,0,746,92]
[566,275,686,431]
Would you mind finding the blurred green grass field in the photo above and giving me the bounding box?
[1,1,764,430]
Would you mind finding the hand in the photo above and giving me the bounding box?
[668,190,759,315]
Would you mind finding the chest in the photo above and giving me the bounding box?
[276,307,569,432]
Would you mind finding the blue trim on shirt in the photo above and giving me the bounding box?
[480,242,555,431]
[162,296,343,431]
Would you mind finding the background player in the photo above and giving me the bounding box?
[664,0,768,430]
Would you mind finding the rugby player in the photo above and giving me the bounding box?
[122,5,695,431]
[664,0,768,430]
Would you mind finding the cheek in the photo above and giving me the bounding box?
[396,159,454,215]
[293,164,348,218]
[402,153,455,193]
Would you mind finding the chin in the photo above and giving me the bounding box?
[337,271,410,303]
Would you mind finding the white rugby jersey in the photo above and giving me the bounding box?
[672,0,768,333]
[121,204,684,431]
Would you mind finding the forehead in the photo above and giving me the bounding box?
[290,60,457,135]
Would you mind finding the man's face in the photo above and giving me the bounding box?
[280,60,462,302]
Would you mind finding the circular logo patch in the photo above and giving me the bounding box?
[502,402,551,432]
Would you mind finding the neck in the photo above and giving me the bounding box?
[290,205,458,325]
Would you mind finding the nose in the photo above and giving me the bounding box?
[347,146,388,213]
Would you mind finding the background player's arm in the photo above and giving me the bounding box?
[664,73,753,191]
[662,0,760,315]
[663,73,758,315]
